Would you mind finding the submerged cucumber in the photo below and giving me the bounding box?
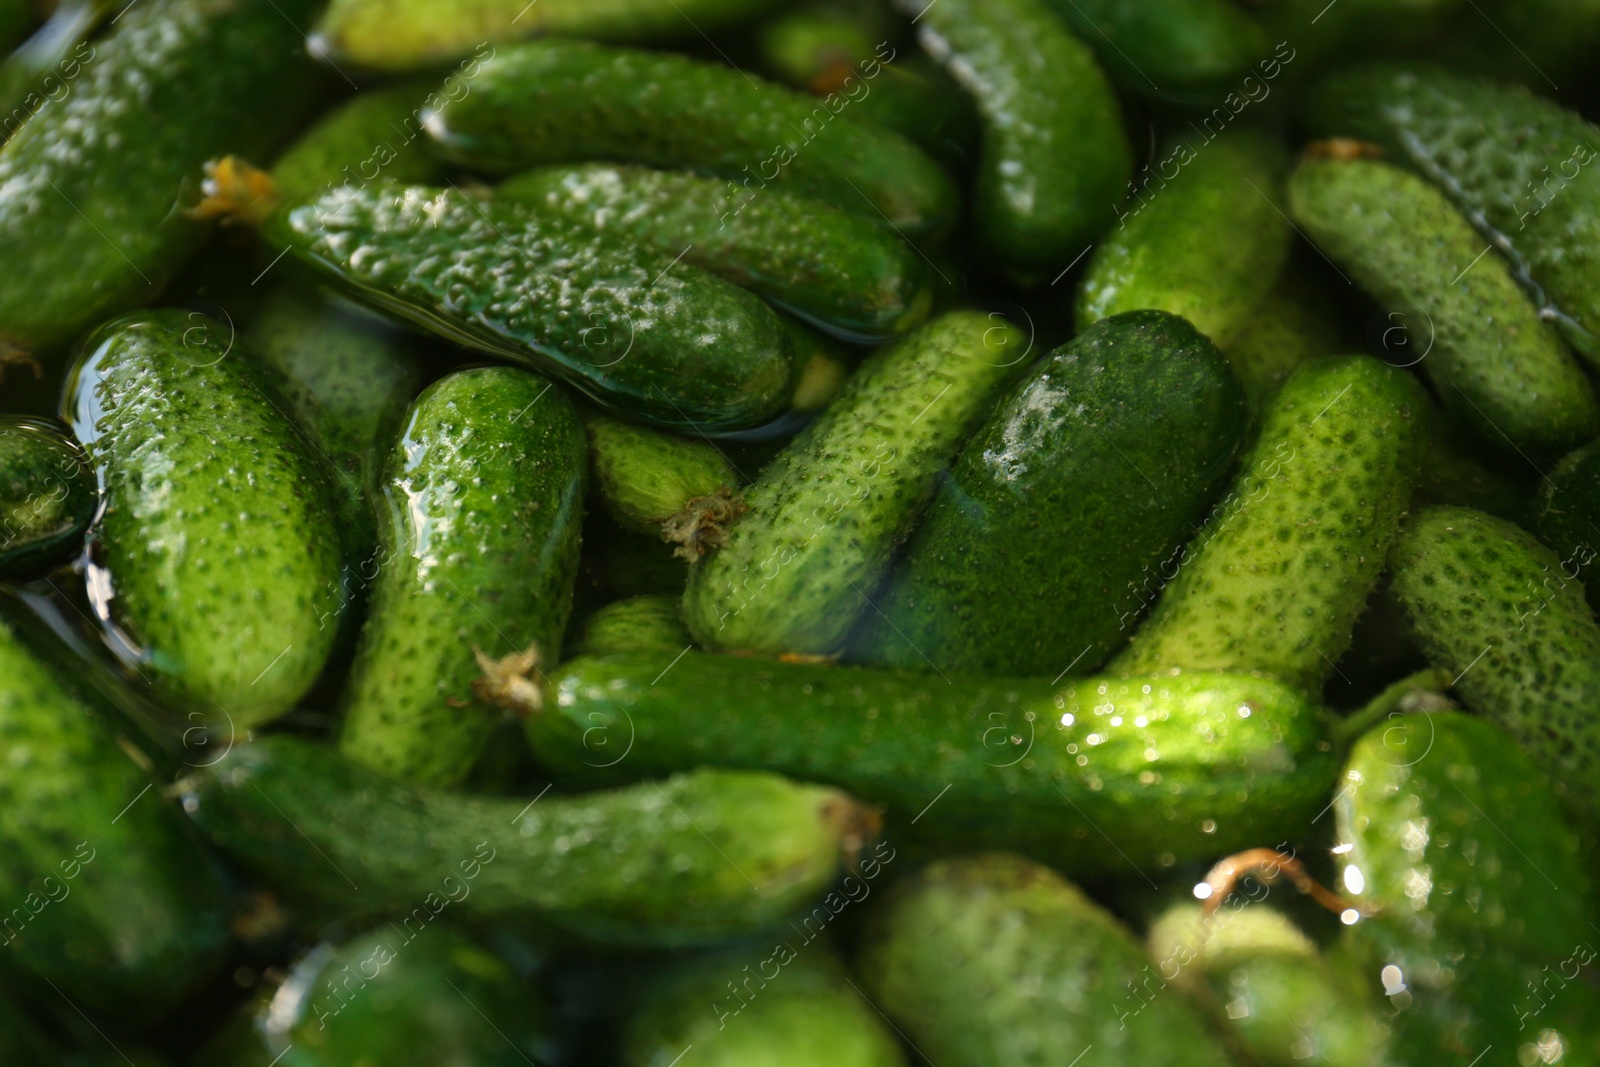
[570,595,691,658]
[0,415,95,580]
[1041,0,1271,94]
[1535,438,1600,609]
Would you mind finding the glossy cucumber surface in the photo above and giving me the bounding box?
[0,415,95,580]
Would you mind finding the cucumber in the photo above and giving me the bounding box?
[1041,0,1271,95]
[63,311,347,728]
[275,184,801,432]
[1386,506,1600,829]
[1288,155,1599,458]
[535,656,1340,876]
[337,367,586,789]
[423,39,959,236]
[1306,64,1600,362]
[901,0,1130,281]
[571,595,691,658]
[0,415,95,580]
[313,0,784,72]
[854,310,1244,676]
[1535,437,1600,609]
[623,945,906,1067]
[0,608,229,1015]
[1079,132,1291,347]
[584,410,739,561]
[858,854,1236,1067]
[497,163,936,339]
[184,735,879,948]
[755,4,901,91]
[0,0,324,353]
[681,310,1025,657]
[1220,266,1342,414]
[1111,356,1430,692]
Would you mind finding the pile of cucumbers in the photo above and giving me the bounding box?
[4,0,1600,1062]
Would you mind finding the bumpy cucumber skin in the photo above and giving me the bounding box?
[860,855,1236,1067]
[281,185,799,432]
[0,415,95,579]
[1112,356,1429,691]
[1221,267,1342,414]
[314,0,782,72]
[499,163,936,339]
[1387,506,1600,828]
[337,367,585,788]
[1043,0,1270,93]
[0,0,322,352]
[855,310,1246,676]
[1536,438,1600,608]
[425,40,958,235]
[1288,157,1598,458]
[571,595,691,658]
[187,736,874,948]
[585,411,734,534]
[903,0,1130,280]
[1307,64,1600,361]
[682,311,1024,656]
[1079,132,1291,346]
[539,656,1339,875]
[64,311,346,727]
[0,615,229,1015]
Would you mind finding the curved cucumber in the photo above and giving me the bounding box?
[64,311,346,728]
[536,656,1340,875]
[0,0,323,352]
[1079,131,1291,346]
[859,855,1236,1067]
[1042,0,1271,94]
[498,163,936,339]
[337,367,585,789]
[185,736,878,948]
[278,184,799,432]
[424,39,958,236]
[1387,506,1600,828]
[1112,356,1429,691]
[1535,437,1600,609]
[0,415,95,580]
[901,0,1130,281]
[855,310,1246,676]
[1288,155,1598,458]
[571,595,691,658]
[682,310,1025,656]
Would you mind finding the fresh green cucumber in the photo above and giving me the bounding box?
[1535,437,1600,609]
[571,595,691,658]
[314,0,784,72]
[1386,506,1600,829]
[1288,155,1598,458]
[0,608,229,1015]
[901,0,1130,281]
[584,410,740,561]
[682,310,1025,656]
[185,735,879,948]
[498,163,936,339]
[276,184,800,432]
[0,0,323,353]
[859,854,1236,1067]
[1042,0,1271,95]
[423,39,958,236]
[1220,266,1342,414]
[337,366,585,789]
[0,415,95,579]
[1111,356,1429,691]
[855,310,1246,676]
[535,656,1340,876]
[755,3,901,91]
[64,311,347,728]
[0,1,112,147]
[1306,64,1600,362]
[1079,131,1291,346]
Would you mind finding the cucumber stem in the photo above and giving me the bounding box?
[471,643,543,717]
[659,487,746,562]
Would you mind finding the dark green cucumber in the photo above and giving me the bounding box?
[498,163,936,339]
[0,415,95,579]
[64,311,347,728]
[571,595,691,658]
[0,0,323,353]
[0,3,105,146]
[855,310,1246,676]
[535,656,1339,876]
[423,39,958,236]
[681,310,1025,656]
[337,367,585,788]
[185,735,879,948]
[1288,156,1598,458]
[859,854,1236,1067]
[901,0,1130,281]
[1111,356,1430,691]
[0,610,228,1015]
[278,184,800,432]
[1535,437,1600,609]
[755,4,901,90]
[314,0,784,72]
[1043,0,1271,95]
[1079,131,1291,346]
[1387,506,1600,829]
[1307,64,1600,362]
[1220,266,1342,414]
[584,410,737,538]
